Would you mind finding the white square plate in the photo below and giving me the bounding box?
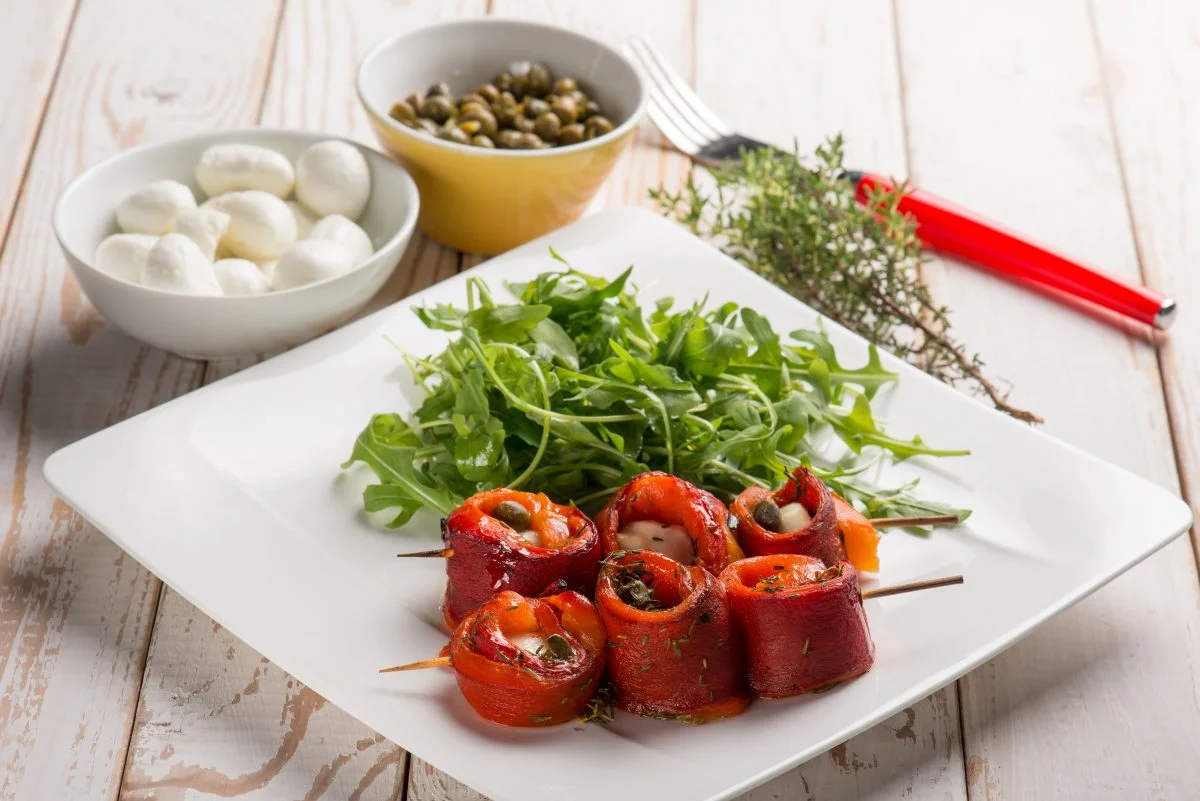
[45,207,1192,801]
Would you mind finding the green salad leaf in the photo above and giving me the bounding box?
[344,263,970,526]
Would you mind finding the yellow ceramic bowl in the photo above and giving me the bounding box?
[357,19,646,255]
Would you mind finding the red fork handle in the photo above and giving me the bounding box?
[853,173,1176,330]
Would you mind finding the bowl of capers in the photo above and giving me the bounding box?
[357,19,646,255]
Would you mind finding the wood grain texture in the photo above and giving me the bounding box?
[120,1,482,799]
[892,0,1200,797]
[1089,0,1200,557]
[0,0,78,245]
[0,1,282,799]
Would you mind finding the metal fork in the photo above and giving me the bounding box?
[625,35,1177,331]
[627,36,770,166]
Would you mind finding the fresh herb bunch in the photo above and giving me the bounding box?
[649,136,1040,424]
[344,258,970,529]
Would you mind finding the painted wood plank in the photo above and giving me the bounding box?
[1089,0,1200,556]
[0,0,78,247]
[0,1,282,799]
[119,1,482,799]
[891,1,1200,797]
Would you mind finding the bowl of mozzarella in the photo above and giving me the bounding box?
[53,129,419,358]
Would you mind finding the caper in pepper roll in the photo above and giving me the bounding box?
[388,61,617,149]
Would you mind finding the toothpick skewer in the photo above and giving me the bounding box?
[378,656,451,673]
[870,514,960,530]
[860,575,963,600]
[397,548,454,558]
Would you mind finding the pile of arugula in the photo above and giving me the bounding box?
[344,258,970,529]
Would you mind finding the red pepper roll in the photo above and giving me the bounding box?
[730,467,843,565]
[449,590,607,727]
[443,489,600,629]
[719,555,874,698]
[596,550,749,722]
[595,472,744,575]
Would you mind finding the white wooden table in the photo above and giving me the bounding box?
[2,1,1198,798]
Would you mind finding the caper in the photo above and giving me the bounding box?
[558,122,585,145]
[405,91,424,111]
[533,111,562,142]
[491,500,531,530]
[585,115,614,138]
[516,132,545,149]
[526,63,553,96]
[550,96,579,125]
[459,101,488,118]
[437,126,470,145]
[584,100,601,119]
[752,498,783,532]
[495,129,522,149]
[476,83,500,104]
[420,95,455,124]
[552,77,578,95]
[494,72,513,92]
[427,81,451,97]
[524,97,550,118]
[471,134,495,148]
[458,119,482,135]
[461,107,498,138]
[417,118,440,135]
[388,100,418,127]
[511,73,529,100]
[511,114,535,134]
[458,92,487,109]
[498,90,517,106]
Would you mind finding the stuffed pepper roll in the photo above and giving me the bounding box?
[443,489,600,629]
[719,555,874,698]
[596,550,749,722]
[730,467,843,566]
[448,590,607,727]
[596,472,743,575]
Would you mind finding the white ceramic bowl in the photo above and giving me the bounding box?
[53,128,419,359]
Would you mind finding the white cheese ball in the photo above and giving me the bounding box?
[196,143,295,198]
[172,207,231,261]
[272,240,354,290]
[205,190,297,261]
[778,502,813,532]
[141,233,222,295]
[213,258,270,296]
[95,233,157,283]
[287,201,316,239]
[294,140,370,220]
[309,214,374,264]
[256,259,278,285]
[116,179,196,235]
[616,520,696,565]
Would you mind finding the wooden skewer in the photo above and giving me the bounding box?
[870,514,960,529]
[378,655,451,673]
[396,548,454,558]
[861,574,963,600]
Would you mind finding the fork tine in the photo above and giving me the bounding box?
[628,39,725,146]
[645,95,702,154]
[630,37,732,140]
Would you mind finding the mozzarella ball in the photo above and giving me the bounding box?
[116,180,196,235]
[94,233,157,283]
[509,633,548,654]
[256,259,278,285]
[287,201,316,239]
[213,258,270,296]
[172,207,231,261]
[272,240,354,290]
[778,502,813,532]
[196,143,295,198]
[205,190,297,261]
[309,214,374,264]
[294,140,370,220]
[141,233,222,295]
[616,520,696,565]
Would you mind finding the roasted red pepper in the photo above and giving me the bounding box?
[730,467,844,565]
[448,590,607,727]
[831,494,881,573]
[442,489,600,629]
[596,550,749,722]
[720,555,875,698]
[595,472,743,574]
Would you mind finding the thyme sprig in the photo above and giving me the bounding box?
[650,136,1040,424]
